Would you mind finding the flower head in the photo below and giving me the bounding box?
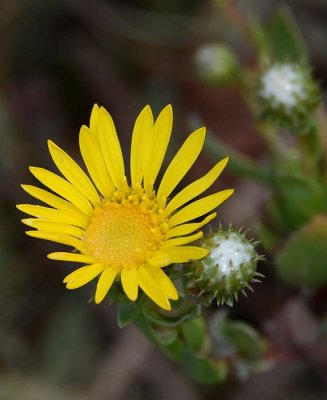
[194,43,239,85]
[17,105,233,310]
[258,63,321,131]
[185,227,263,306]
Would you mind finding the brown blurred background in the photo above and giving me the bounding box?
[0,0,326,399]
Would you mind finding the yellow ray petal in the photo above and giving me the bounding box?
[160,246,209,263]
[161,231,203,248]
[146,251,171,268]
[21,185,87,223]
[95,267,118,303]
[137,266,171,310]
[144,105,173,194]
[64,264,99,283]
[89,104,99,133]
[48,140,100,205]
[64,263,104,289]
[165,157,229,215]
[48,252,96,264]
[79,125,114,198]
[157,127,206,200]
[26,230,86,253]
[130,105,154,187]
[21,218,36,227]
[121,268,138,301]
[30,220,84,238]
[165,213,216,239]
[97,107,125,189]
[147,267,178,300]
[169,189,234,227]
[17,204,87,227]
[29,167,93,215]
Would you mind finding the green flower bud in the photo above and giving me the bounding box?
[194,43,239,85]
[184,227,263,307]
[257,63,321,132]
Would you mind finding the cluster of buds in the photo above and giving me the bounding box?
[257,63,321,132]
[184,227,263,307]
[193,43,239,86]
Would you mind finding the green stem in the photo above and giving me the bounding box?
[298,121,323,177]
[134,313,181,361]
[204,131,274,184]
[257,123,288,162]
[130,297,215,366]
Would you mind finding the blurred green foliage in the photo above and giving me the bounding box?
[276,215,327,285]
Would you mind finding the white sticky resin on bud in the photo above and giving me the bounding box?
[208,232,253,276]
[259,64,305,110]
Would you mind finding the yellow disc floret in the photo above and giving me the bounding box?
[84,201,162,270]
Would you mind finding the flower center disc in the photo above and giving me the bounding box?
[83,203,158,270]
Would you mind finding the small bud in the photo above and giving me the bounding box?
[257,63,321,132]
[194,43,239,85]
[184,227,263,307]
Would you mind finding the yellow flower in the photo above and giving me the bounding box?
[17,105,233,310]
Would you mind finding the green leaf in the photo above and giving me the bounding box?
[117,295,140,328]
[163,337,184,363]
[182,349,228,384]
[266,6,307,62]
[212,312,265,362]
[247,17,272,65]
[275,175,327,231]
[106,280,124,304]
[142,298,201,328]
[276,215,327,286]
[256,222,279,251]
[220,320,265,362]
[151,327,178,347]
[181,317,206,351]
